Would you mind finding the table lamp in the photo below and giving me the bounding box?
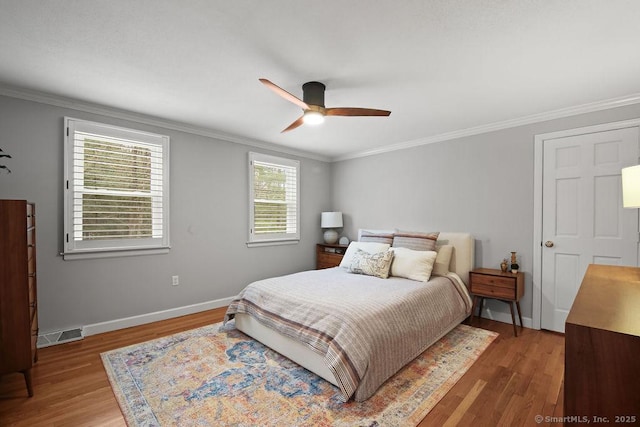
[321,212,343,244]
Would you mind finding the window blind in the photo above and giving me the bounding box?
[249,152,300,244]
[64,117,170,259]
[72,132,164,241]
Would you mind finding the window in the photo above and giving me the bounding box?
[63,117,170,259]
[248,152,300,246]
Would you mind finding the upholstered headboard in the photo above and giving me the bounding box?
[357,229,475,286]
[435,232,475,286]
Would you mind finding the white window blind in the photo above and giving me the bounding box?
[248,152,300,245]
[63,118,170,259]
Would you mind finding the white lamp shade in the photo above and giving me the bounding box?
[622,165,640,208]
[321,211,343,228]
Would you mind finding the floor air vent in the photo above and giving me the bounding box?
[37,328,83,348]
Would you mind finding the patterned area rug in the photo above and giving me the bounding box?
[101,321,497,426]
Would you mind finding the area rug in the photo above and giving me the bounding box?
[101,321,497,427]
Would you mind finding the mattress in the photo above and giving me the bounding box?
[225,267,472,401]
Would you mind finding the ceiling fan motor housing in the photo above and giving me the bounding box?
[302,81,326,107]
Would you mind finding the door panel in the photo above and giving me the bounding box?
[594,175,621,237]
[541,127,639,332]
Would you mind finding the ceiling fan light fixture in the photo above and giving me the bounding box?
[259,78,390,133]
[303,110,325,125]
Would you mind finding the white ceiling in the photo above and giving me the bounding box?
[1,1,640,160]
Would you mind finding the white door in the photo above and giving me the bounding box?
[541,126,639,332]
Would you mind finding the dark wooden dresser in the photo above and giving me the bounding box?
[564,264,640,425]
[0,200,38,396]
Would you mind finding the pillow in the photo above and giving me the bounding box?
[359,230,394,245]
[390,247,437,282]
[349,248,394,279]
[392,230,440,251]
[432,244,454,276]
[339,241,391,268]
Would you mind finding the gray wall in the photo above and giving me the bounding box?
[0,95,332,334]
[3,91,640,333]
[332,103,640,322]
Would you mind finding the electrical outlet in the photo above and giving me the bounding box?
[172,275,179,286]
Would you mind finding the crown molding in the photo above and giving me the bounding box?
[332,92,640,162]
[0,84,331,163]
[3,83,639,164]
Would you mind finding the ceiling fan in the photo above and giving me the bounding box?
[259,78,391,133]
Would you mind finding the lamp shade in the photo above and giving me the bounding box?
[321,211,343,228]
[622,165,640,208]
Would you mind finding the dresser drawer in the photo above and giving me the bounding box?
[471,273,515,289]
[31,334,38,359]
[28,243,35,262]
[30,301,37,325]
[26,204,34,228]
[31,310,38,336]
[29,276,36,302]
[471,282,516,299]
[28,255,36,275]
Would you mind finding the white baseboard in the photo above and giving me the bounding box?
[81,296,534,338]
[479,307,534,329]
[82,296,235,337]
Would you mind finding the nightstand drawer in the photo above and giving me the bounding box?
[317,252,343,269]
[471,274,515,289]
[471,282,516,299]
[316,243,348,269]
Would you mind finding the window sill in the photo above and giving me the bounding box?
[61,247,170,260]
[246,239,299,248]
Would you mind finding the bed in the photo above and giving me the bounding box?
[224,231,475,402]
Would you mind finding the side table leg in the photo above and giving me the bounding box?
[470,296,478,324]
[516,301,524,331]
[508,302,518,336]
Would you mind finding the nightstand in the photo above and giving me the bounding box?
[316,243,348,269]
[469,268,524,336]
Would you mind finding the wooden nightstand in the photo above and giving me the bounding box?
[316,243,348,269]
[469,268,524,336]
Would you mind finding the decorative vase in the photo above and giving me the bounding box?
[510,251,519,273]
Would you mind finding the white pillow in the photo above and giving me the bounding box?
[339,241,391,268]
[433,244,454,276]
[390,247,437,282]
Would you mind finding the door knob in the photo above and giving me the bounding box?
[545,241,554,248]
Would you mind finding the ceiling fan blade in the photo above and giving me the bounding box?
[259,78,309,110]
[281,116,305,133]
[325,107,391,117]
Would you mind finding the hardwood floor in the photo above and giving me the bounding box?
[0,309,564,426]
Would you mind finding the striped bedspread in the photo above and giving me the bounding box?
[224,267,473,401]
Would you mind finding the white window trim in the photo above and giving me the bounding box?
[247,152,300,247]
[63,117,170,260]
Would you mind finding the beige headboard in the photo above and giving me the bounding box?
[357,229,475,286]
[436,232,475,286]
